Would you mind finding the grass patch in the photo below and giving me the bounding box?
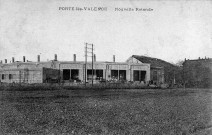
[0,89,212,134]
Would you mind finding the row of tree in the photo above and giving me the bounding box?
[173,60,212,88]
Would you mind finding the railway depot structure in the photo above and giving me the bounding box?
[127,55,183,85]
[0,54,155,84]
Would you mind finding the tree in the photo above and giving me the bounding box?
[176,60,184,67]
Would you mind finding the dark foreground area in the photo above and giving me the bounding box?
[0,88,212,135]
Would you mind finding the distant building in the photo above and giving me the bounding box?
[127,55,182,85]
[0,54,151,84]
[0,61,60,83]
[59,61,150,83]
[183,57,212,88]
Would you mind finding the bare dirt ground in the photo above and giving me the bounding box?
[0,88,212,135]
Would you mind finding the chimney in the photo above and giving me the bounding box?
[185,58,186,61]
[23,56,25,62]
[54,54,57,61]
[5,59,7,63]
[199,57,200,60]
[113,55,115,62]
[37,55,40,62]
[94,54,96,62]
[73,54,76,62]
[12,57,15,63]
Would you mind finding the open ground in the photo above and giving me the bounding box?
[0,88,212,135]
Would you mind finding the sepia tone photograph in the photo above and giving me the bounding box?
[0,0,212,134]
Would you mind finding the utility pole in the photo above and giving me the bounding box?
[58,63,61,85]
[85,43,87,86]
[84,43,94,87]
[92,44,94,86]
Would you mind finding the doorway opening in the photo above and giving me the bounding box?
[71,69,79,80]
[133,70,146,81]
[63,69,70,80]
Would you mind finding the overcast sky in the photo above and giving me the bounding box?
[0,0,212,63]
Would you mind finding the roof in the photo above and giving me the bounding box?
[132,55,177,69]
[183,58,212,65]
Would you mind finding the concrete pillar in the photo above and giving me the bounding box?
[126,65,131,81]
[105,65,109,81]
[146,66,150,82]
[126,69,130,81]
[106,69,111,81]
[79,69,84,81]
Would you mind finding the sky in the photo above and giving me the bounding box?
[0,0,212,63]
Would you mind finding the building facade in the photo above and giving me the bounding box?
[0,55,151,84]
[126,55,182,85]
[59,61,150,83]
[0,64,60,83]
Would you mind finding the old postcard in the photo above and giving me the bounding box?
[0,0,212,134]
